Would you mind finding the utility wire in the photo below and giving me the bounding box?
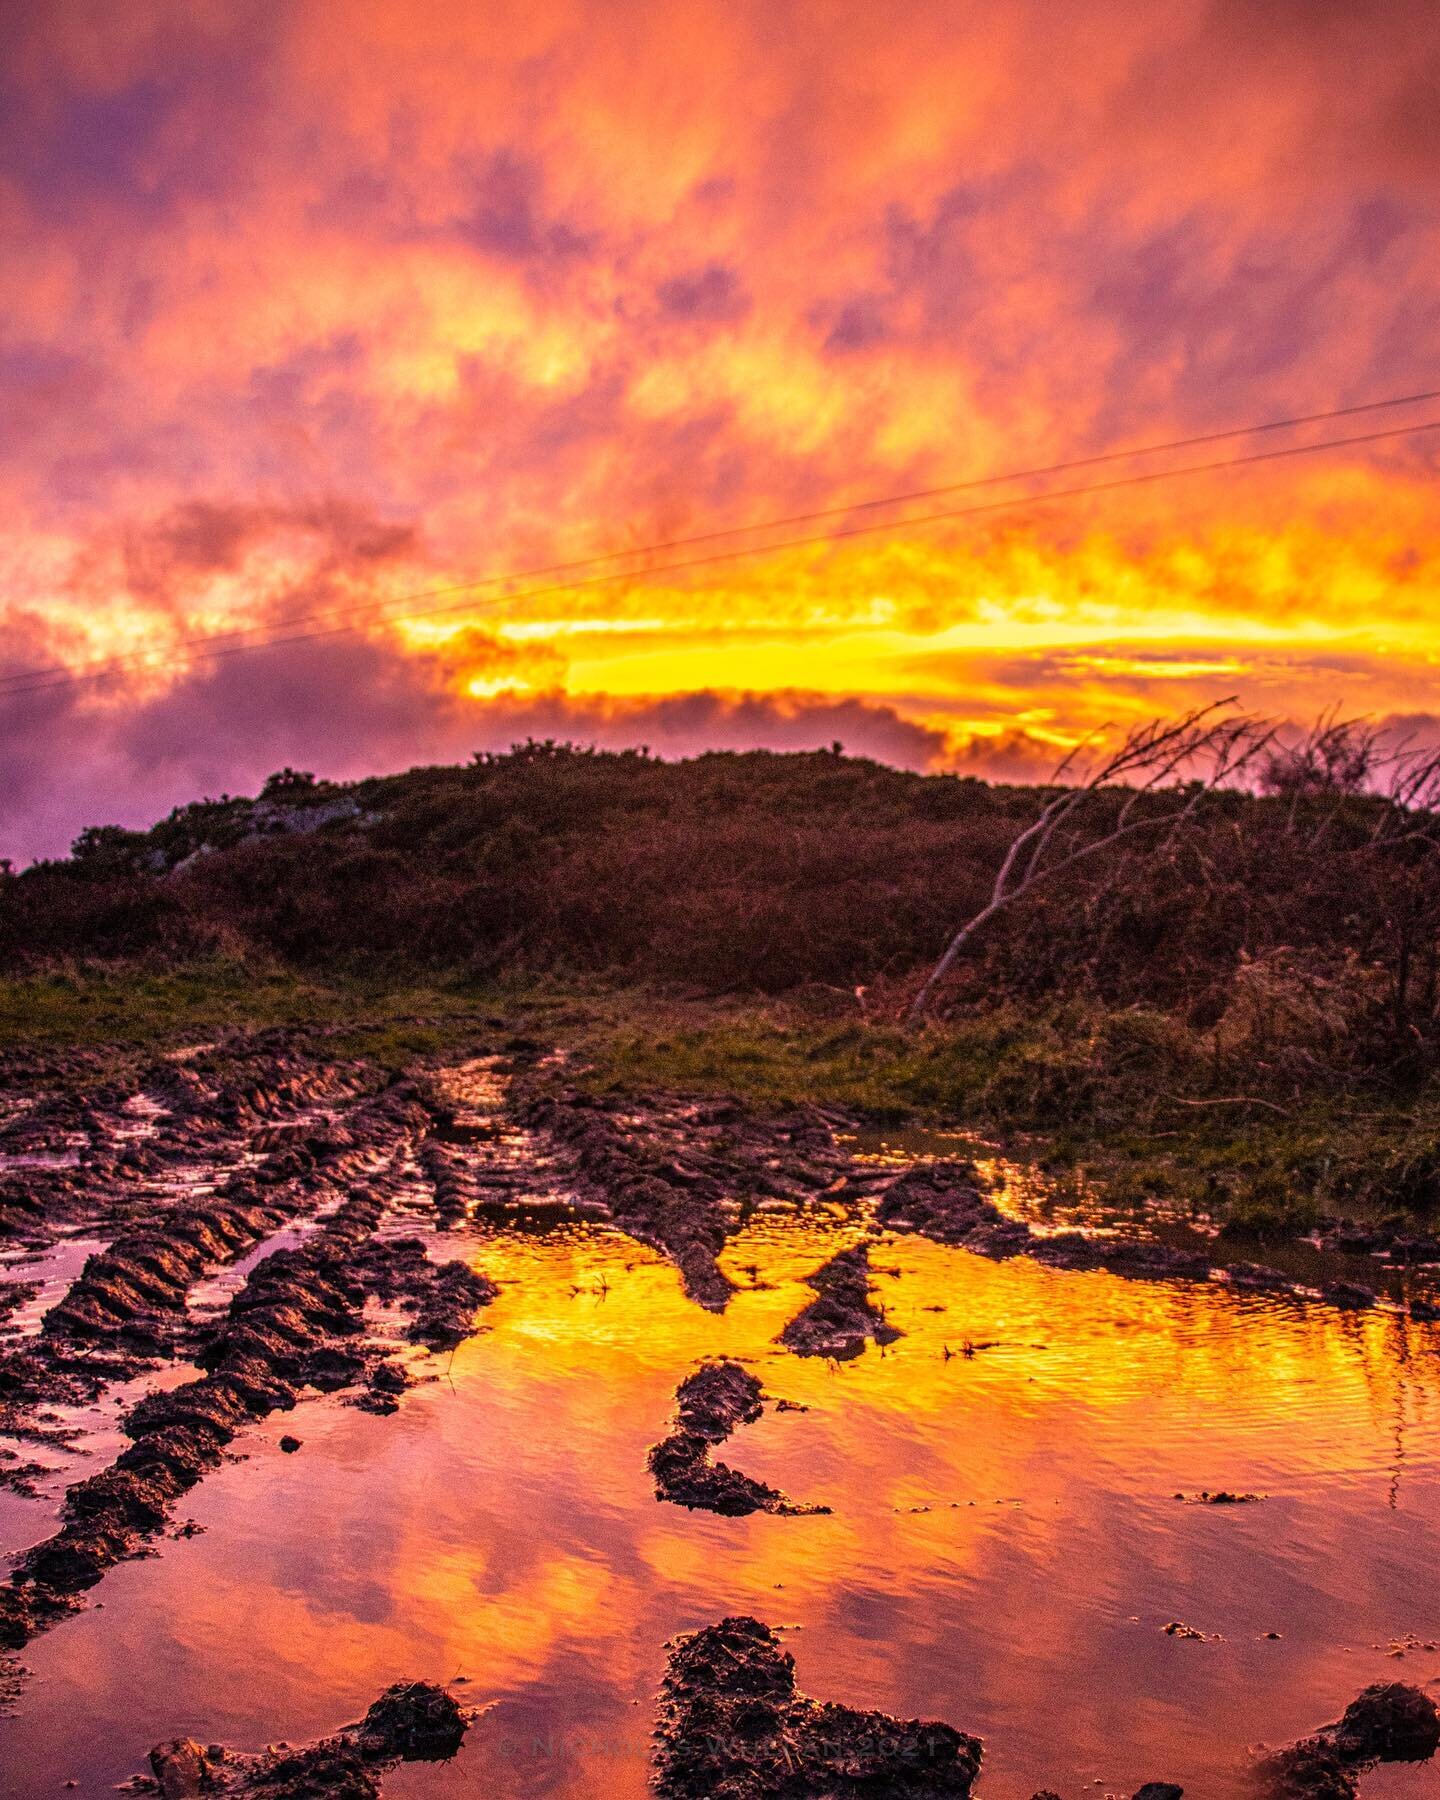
[7,389,1436,697]
[5,406,1438,702]
[7,388,1439,694]
[12,380,1439,696]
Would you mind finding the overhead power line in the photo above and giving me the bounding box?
[4,400,1438,703]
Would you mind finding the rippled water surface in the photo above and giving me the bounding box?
[6,1208,1440,1798]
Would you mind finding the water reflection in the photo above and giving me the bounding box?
[4,1215,1440,1798]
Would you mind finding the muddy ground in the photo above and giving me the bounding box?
[4,1024,1440,1795]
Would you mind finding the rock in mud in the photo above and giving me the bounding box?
[147,1679,468,1794]
[150,1739,209,1799]
[779,1244,900,1360]
[654,1615,982,1798]
[649,1361,828,1517]
[1257,1682,1440,1796]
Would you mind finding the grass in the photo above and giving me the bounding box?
[0,960,509,1072]
[3,960,1437,1229]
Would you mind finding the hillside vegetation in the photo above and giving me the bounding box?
[6,741,1440,1222]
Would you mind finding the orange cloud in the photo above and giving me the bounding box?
[1,1,1437,855]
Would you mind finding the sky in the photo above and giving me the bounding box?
[2,0,1439,862]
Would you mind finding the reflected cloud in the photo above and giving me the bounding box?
[8,1213,1440,1796]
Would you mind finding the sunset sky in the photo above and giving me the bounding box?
[3,0,1439,860]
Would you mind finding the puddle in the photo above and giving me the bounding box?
[0,1234,110,1337]
[4,1210,1440,1796]
[851,1124,1440,1304]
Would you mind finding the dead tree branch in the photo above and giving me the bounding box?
[905,700,1275,1025]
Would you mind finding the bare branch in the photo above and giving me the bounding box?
[904,701,1271,1024]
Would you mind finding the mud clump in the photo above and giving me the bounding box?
[649,1432,790,1516]
[354,1679,469,1759]
[0,1347,91,1420]
[877,1162,1008,1245]
[1226,1262,1296,1293]
[654,1615,982,1798]
[1257,1740,1359,1799]
[676,1359,766,1441]
[650,1361,828,1517]
[1332,1681,1440,1761]
[147,1678,468,1796]
[1257,1682,1440,1796]
[779,1244,900,1360]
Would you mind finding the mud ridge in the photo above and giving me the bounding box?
[653,1614,983,1798]
[519,1088,851,1311]
[778,1243,901,1360]
[875,1161,1393,1314]
[649,1360,828,1517]
[145,1678,469,1796]
[0,1087,496,1651]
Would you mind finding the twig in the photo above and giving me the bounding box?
[1158,1093,1292,1117]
